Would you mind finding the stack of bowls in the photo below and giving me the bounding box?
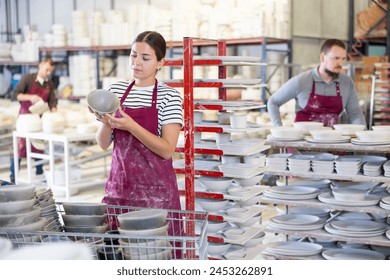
[117,209,171,260]
[62,202,108,233]
[0,184,47,242]
[311,153,338,175]
[287,154,313,173]
[266,153,292,171]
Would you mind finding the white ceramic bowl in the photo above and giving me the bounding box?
[117,209,168,230]
[235,195,262,207]
[270,127,303,139]
[0,183,36,202]
[244,231,266,247]
[62,202,107,215]
[333,124,366,135]
[332,188,366,201]
[0,198,36,215]
[64,224,108,233]
[206,221,228,234]
[217,112,232,125]
[196,198,230,212]
[0,206,41,227]
[226,207,249,217]
[227,187,253,196]
[207,242,232,256]
[198,177,233,192]
[118,223,168,237]
[234,174,264,187]
[87,89,120,115]
[243,154,266,166]
[293,121,324,133]
[372,125,390,131]
[310,129,343,140]
[16,114,42,132]
[61,214,106,227]
[355,130,390,142]
[229,114,247,129]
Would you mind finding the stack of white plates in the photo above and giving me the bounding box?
[331,211,387,222]
[265,153,292,171]
[383,160,390,177]
[287,179,331,191]
[311,153,337,175]
[263,186,320,200]
[267,214,325,231]
[263,241,323,257]
[334,156,362,175]
[363,161,384,176]
[324,219,386,238]
[287,155,313,173]
[322,248,385,260]
[379,196,390,210]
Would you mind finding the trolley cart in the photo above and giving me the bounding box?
[0,204,209,260]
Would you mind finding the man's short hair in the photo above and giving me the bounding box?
[320,39,346,54]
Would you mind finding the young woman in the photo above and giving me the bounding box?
[95,32,183,248]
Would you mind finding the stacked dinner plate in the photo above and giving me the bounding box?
[287,154,313,173]
[311,153,337,175]
[262,241,323,258]
[265,153,292,171]
[317,192,380,207]
[263,186,320,200]
[334,156,362,175]
[379,196,390,210]
[36,186,62,232]
[267,214,325,231]
[383,160,390,177]
[322,248,385,260]
[324,219,386,238]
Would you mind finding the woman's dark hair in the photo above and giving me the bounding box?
[320,39,346,54]
[133,31,166,61]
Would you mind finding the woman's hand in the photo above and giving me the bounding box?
[106,106,134,131]
[89,106,113,126]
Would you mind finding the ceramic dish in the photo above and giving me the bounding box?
[117,209,168,230]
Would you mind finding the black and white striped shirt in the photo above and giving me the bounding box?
[108,80,183,136]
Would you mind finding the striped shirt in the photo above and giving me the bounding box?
[108,80,183,136]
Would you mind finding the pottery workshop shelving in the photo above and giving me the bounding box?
[167,37,272,259]
[260,139,390,260]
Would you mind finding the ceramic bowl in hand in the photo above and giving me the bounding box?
[117,209,168,230]
[87,89,120,115]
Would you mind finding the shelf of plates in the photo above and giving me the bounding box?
[260,139,390,260]
[369,63,390,128]
[168,37,272,259]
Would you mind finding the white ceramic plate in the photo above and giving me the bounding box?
[324,223,385,237]
[317,193,380,207]
[351,138,390,146]
[264,241,323,256]
[263,190,319,200]
[267,219,325,231]
[330,220,386,232]
[269,186,319,195]
[322,248,385,260]
[305,136,350,144]
[272,214,320,225]
[381,196,390,204]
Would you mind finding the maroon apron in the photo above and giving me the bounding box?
[18,78,50,158]
[295,80,343,127]
[102,80,183,257]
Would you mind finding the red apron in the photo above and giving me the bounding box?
[102,80,183,256]
[17,78,51,158]
[295,80,343,127]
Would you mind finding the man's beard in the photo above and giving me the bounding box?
[325,68,340,80]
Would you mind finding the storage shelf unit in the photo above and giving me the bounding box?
[261,138,390,260]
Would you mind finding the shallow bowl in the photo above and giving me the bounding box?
[64,224,108,234]
[118,223,168,237]
[310,129,343,141]
[207,242,232,256]
[355,130,390,142]
[293,121,324,133]
[0,206,41,227]
[223,228,246,239]
[62,202,107,215]
[198,177,233,192]
[0,183,36,202]
[333,124,366,135]
[87,89,120,115]
[206,221,228,234]
[62,214,106,227]
[196,198,230,212]
[117,209,168,230]
[244,231,266,247]
[234,174,264,187]
[1,217,47,232]
[270,127,303,139]
[332,188,366,202]
[0,198,36,215]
